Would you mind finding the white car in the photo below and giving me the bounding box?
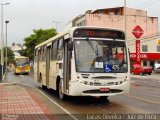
[154,63,160,73]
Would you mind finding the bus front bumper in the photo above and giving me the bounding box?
[69,80,130,97]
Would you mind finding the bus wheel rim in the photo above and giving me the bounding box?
[59,80,63,99]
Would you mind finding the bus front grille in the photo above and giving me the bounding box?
[83,89,123,94]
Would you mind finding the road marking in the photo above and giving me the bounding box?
[125,94,160,105]
[0,82,16,86]
[36,89,78,120]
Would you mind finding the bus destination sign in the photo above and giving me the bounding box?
[73,29,125,39]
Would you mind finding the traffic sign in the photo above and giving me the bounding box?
[132,25,144,39]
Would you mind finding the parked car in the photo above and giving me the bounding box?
[154,63,160,73]
[131,64,152,75]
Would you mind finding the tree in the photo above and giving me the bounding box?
[21,28,57,60]
[0,47,14,65]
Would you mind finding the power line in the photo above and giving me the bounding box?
[128,38,155,46]
[127,32,160,44]
[128,34,160,46]
[136,0,154,8]
[144,0,160,9]
[136,0,160,9]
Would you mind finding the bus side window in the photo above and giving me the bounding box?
[43,46,47,62]
[57,38,64,60]
[51,40,58,61]
[40,47,43,62]
[34,49,38,63]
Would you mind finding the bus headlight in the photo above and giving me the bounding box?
[89,82,93,86]
[84,81,88,85]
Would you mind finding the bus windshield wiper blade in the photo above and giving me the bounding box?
[86,38,98,56]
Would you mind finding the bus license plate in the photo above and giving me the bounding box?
[100,88,110,92]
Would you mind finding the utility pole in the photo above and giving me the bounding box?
[0,3,10,80]
[5,20,9,81]
[124,0,127,41]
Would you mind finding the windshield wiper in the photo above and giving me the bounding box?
[86,38,98,56]
[110,39,115,48]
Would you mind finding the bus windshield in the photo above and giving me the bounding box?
[74,39,128,73]
[15,58,30,67]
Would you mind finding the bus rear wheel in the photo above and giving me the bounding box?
[39,74,45,89]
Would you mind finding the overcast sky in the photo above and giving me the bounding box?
[3,0,160,46]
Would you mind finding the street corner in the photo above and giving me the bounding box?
[0,83,57,120]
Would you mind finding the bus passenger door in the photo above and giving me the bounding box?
[46,46,51,86]
[37,50,40,82]
[63,40,72,93]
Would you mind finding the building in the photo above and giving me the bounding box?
[11,43,26,56]
[70,7,160,68]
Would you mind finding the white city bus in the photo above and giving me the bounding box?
[34,26,130,100]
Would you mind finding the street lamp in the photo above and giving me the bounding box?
[5,20,9,80]
[0,3,10,80]
[124,0,127,40]
[52,21,61,32]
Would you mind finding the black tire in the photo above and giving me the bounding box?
[148,73,151,75]
[39,74,45,89]
[41,85,45,89]
[58,79,65,100]
[100,96,108,101]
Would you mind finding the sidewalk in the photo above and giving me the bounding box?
[0,83,56,120]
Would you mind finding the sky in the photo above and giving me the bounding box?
[2,0,160,46]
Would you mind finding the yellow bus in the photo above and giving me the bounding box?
[13,56,31,75]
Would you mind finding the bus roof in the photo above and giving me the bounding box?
[35,26,124,49]
[14,56,29,59]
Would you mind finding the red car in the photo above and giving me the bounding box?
[131,64,152,75]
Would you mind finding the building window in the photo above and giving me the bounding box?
[142,45,148,52]
[157,45,160,52]
[76,20,86,26]
[143,61,147,66]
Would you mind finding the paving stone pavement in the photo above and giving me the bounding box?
[0,83,56,120]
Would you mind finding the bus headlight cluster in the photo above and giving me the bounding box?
[83,81,93,86]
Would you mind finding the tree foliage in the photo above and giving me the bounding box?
[0,47,14,65]
[21,28,57,60]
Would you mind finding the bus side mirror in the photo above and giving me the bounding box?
[68,40,73,51]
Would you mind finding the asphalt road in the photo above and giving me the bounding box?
[3,70,160,120]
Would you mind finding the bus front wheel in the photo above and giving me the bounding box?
[100,96,108,101]
[58,79,65,100]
